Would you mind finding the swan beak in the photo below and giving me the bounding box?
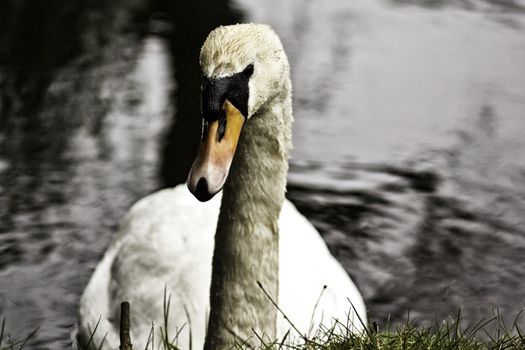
[187,99,246,201]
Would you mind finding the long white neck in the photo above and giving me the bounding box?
[204,86,292,349]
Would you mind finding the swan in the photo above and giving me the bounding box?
[79,23,366,350]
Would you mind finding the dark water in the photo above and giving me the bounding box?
[0,2,165,348]
[1,0,524,348]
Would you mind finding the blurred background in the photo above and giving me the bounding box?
[1,0,525,348]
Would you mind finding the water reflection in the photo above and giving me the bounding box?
[160,0,243,186]
[286,90,525,328]
[0,2,166,348]
[391,0,525,12]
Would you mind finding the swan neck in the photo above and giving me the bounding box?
[204,90,292,349]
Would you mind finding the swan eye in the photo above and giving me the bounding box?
[217,112,226,142]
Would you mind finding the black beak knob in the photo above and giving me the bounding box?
[195,177,213,202]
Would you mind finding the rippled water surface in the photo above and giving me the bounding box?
[0,0,524,348]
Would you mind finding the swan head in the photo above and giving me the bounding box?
[187,24,290,202]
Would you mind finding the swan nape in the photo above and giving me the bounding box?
[78,23,367,350]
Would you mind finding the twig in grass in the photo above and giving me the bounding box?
[160,288,190,350]
[251,328,265,346]
[183,304,192,350]
[0,326,38,350]
[278,329,290,350]
[256,281,305,341]
[514,310,525,346]
[144,323,154,350]
[82,316,104,350]
[346,297,368,334]
[307,285,327,339]
[97,333,108,350]
[17,327,39,349]
[151,322,154,350]
[120,301,133,350]
[0,317,5,348]
[160,288,174,349]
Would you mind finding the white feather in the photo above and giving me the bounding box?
[79,186,366,349]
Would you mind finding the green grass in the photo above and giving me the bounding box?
[77,294,525,350]
[267,311,525,350]
[3,305,524,350]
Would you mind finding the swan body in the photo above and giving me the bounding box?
[79,186,366,349]
[79,23,366,350]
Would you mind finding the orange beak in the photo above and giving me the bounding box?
[187,99,246,201]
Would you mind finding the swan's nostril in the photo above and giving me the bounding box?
[195,177,212,202]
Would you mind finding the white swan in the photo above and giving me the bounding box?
[79,24,366,350]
